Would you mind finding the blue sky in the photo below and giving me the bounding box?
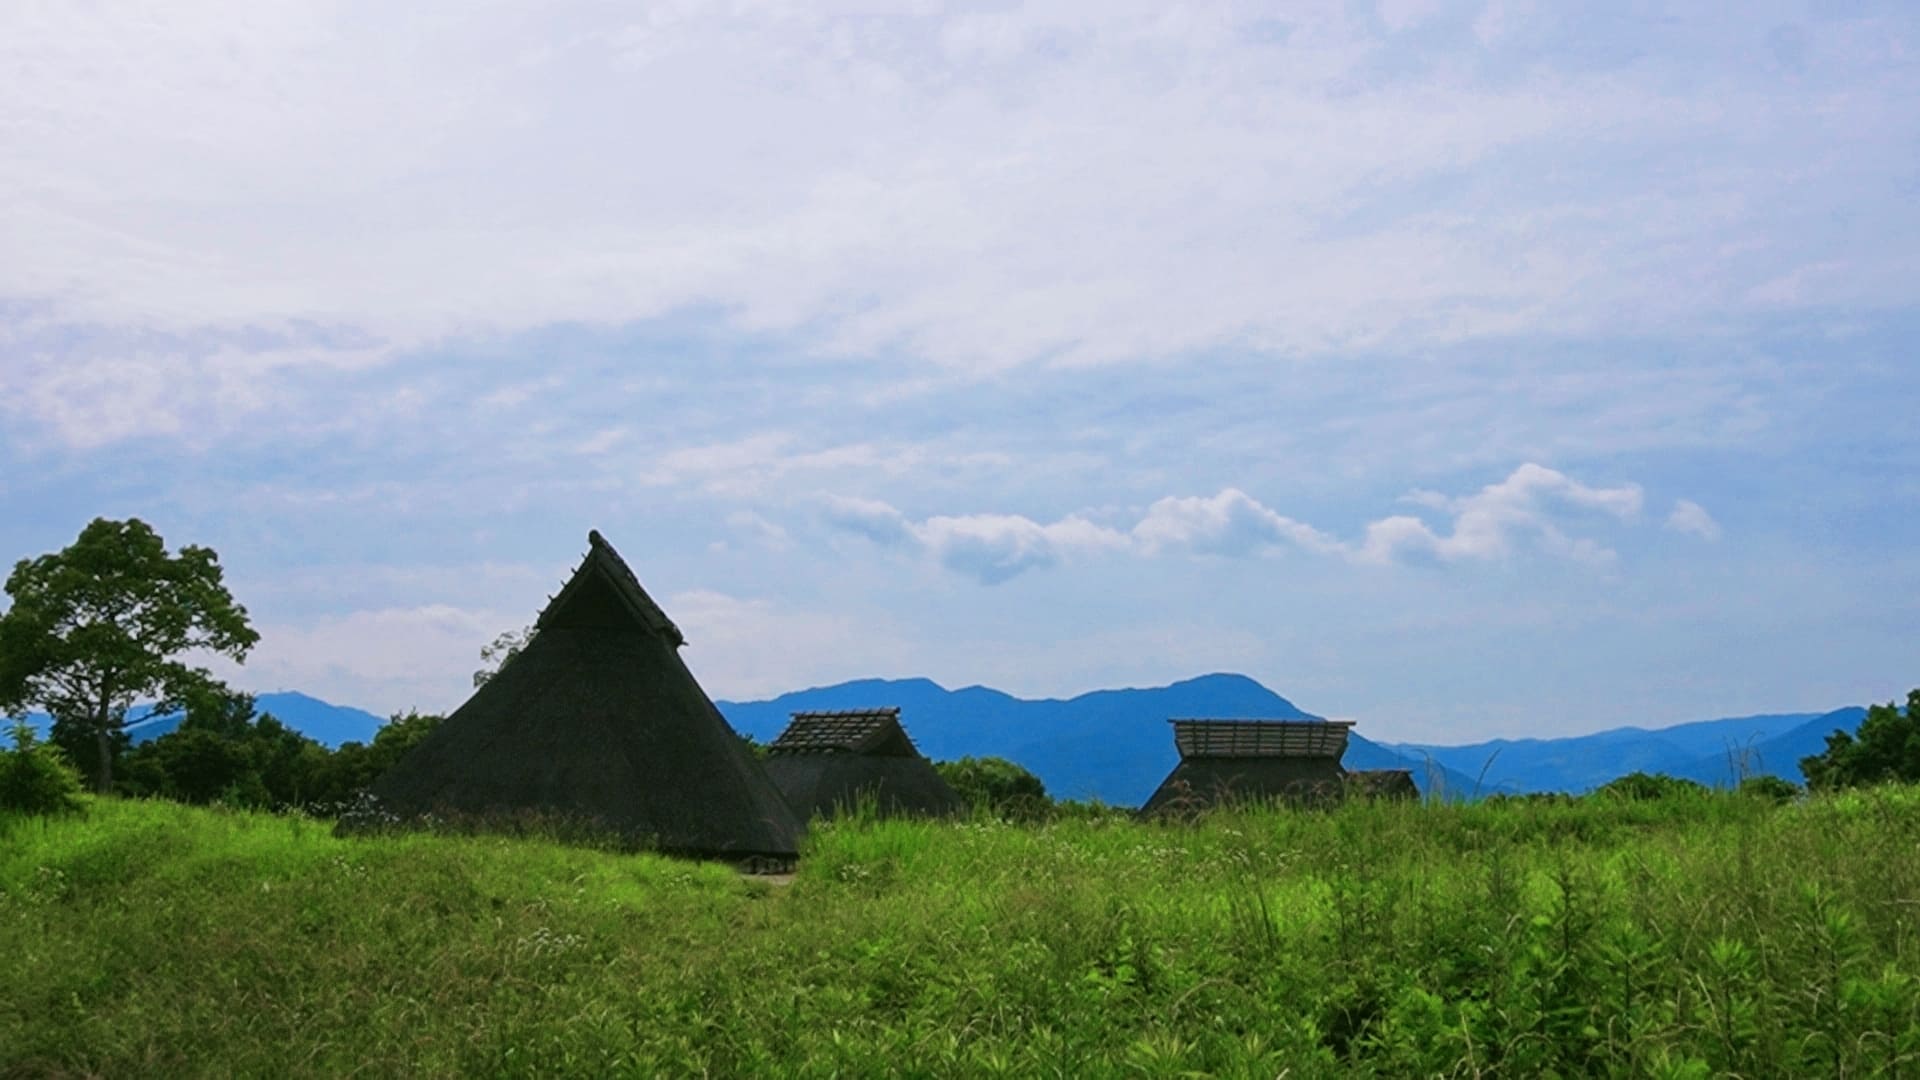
[1,2,1916,742]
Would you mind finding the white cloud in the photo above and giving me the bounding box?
[820,494,917,548]
[1666,499,1722,541]
[821,495,1129,584]
[1,1,1911,418]
[641,434,933,496]
[1355,463,1643,565]
[723,510,791,552]
[0,334,388,450]
[1133,489,1344,557]
[209,604,517,715]
[914,512,1131,584]
[825,463,1666,580]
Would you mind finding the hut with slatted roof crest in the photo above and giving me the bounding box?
[1139,717,1356,816]
[369,530,802,861]
[761,707,965,820]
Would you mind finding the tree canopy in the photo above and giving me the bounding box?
[1801,688,1920,791]
[0,518,258,792]
[473,625,536,687]
[935,755,1049,817]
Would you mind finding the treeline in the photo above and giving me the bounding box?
[103,691,441,811]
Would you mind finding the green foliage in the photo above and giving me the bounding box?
[1738,774,1802,803]
[4,788,1920,1075]
[116,701,443,810]
[1803,689,1920,791]
[0,719,86,815]
[934,755,1050,816]
[473,625,536,687]
[305,710,445,805]
[1595,771,1708,801]
[737,732,770,759]
[0,518,258,793]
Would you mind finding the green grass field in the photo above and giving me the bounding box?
[5,790,1920,1077]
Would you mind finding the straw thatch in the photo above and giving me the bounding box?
[1139,718,1355,816]
[761,708,965,820]
[1346,769,1419,801]
[369,531,802,859]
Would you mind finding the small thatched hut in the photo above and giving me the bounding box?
[761,708,965,820]
[1139,718,1354,816]
[1346,769,1420,801]
[370,531,802,860]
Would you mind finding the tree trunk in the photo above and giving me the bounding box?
[93,696,114,794]
[93,723,113,793]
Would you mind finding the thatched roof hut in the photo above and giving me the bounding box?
[1138,718,1354,816]
[370,530,802,859]
[1346,768,1419,801]
[761,708,965,820]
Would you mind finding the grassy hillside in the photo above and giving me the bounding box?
[5,793,1920,1076]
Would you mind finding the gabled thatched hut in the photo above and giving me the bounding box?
[1346,769,1419,801]
[761,708,965,820]
[370,530,802,860]
[1139,718,1355,816]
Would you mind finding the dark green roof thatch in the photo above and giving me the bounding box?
[370,531,802,859]
[763,708,964,820]
[1140,718,1354,816]
[1346,769,1419,800]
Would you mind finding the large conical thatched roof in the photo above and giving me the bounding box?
[1139,718,1354,816]
[370,531,802,859]
[761,708,965,820]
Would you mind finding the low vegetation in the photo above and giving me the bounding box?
[6,786,1920,1076]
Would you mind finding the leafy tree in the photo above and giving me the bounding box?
[1801,689,1920,791]
[474,626,536,687]
[0,719,86,814]
[1737,774,1801,803]
[308,710,444,804]
[141,727,258,804]
[1593,771,1706,801]
[0,518,258,793]
[118,689,324,808]
[935,755,1050,816]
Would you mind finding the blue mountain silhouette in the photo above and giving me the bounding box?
[716,672,1475,805]
[18,692,383,750]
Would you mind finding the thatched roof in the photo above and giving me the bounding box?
[1170,718,1354,759]
[763,708,964,819]
[1346,769,1419,801]
[770,708,915,756]
[1141,718,1355,816]
[370,531,802,859]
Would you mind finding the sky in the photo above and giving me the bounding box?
[2,2,1916,744]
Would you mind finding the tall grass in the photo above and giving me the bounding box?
[4,789,1919,1076]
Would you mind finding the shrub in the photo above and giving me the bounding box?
[1737,775,1801,803]
[1594,771,1707,801]
[0,719,87,814]
[935,755,1050,818]
[1802,689,1920,791]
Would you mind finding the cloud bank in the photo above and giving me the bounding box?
[827,463,1662,582]
[4,3,1917,449]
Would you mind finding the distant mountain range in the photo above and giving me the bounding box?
[1382,706,1868,795]
[716,673,1481,805]
[12,675,1867,804]
[19,692,384,750]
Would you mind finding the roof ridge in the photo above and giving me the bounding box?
[535,530,685,644]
